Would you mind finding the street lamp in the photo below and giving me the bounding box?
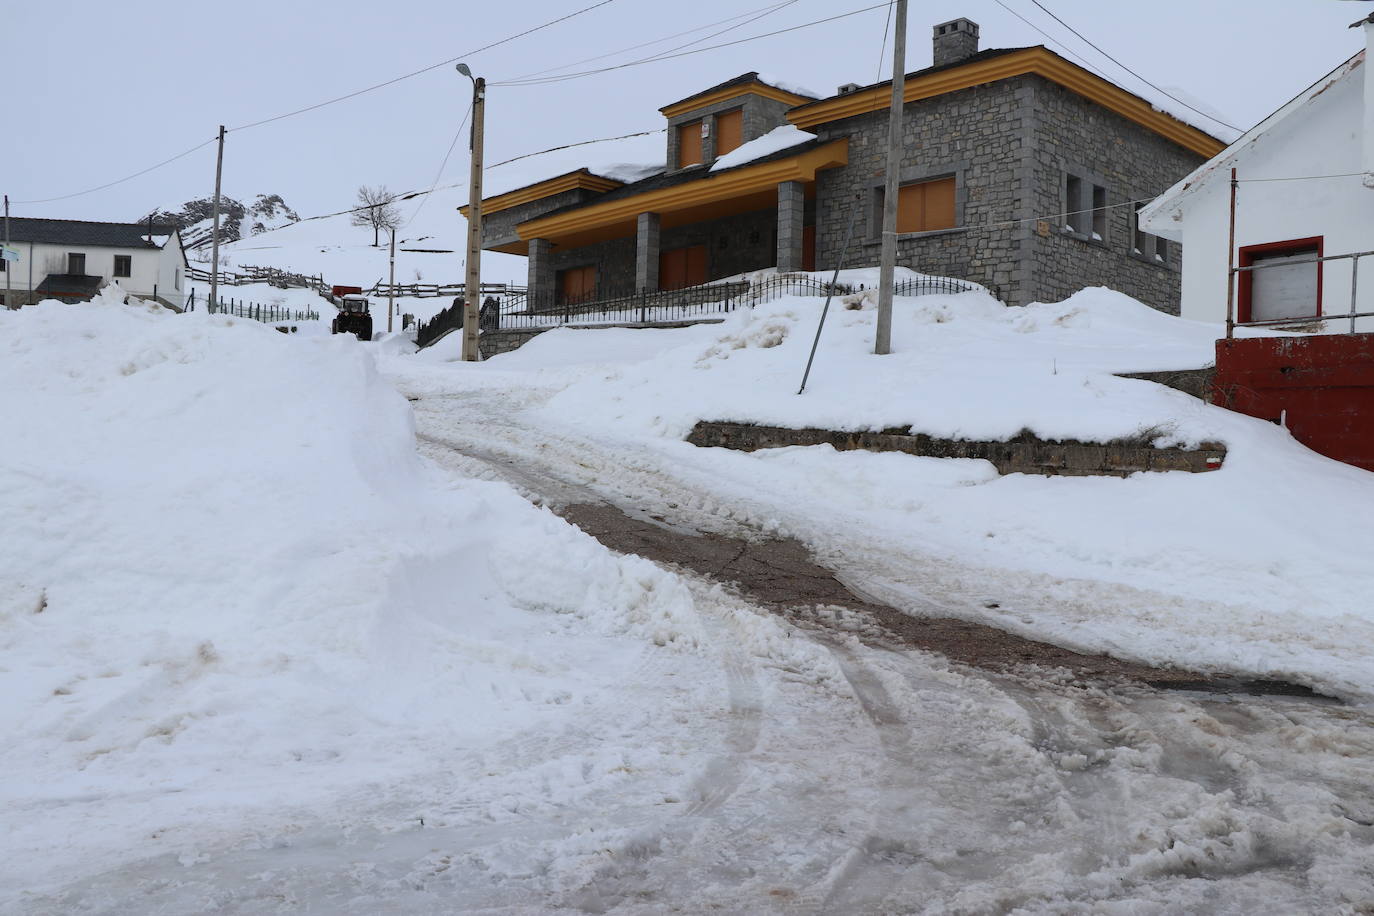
[456,63,485,362]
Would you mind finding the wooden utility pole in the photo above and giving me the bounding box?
[457,66,486,361]
[388,228,396,333]
[4,194,11,308]
[209,125,226,314]
[874,0,908,355]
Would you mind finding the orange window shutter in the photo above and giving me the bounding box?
[716,109,743,156]
[925,177,956,230]
[677,121,703,168]
[896,184,923,234]
[659,249,682,289]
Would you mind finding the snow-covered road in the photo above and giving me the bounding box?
[379,382,1374,913]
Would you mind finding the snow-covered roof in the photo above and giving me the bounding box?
[710,125,815,172]
[1140,51,1366,240]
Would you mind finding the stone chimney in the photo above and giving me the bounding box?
[933,17,980,67]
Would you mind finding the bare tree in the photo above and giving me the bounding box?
[351,185,401,247]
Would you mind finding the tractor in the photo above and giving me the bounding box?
[330,289,373,341]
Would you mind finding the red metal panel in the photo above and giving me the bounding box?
[1214,334,1374,470]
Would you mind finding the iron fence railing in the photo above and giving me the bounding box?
[1228,248,1374,337]
[493,274,980,331]
[184,289,319,323]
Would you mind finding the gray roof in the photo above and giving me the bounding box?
[4,217,179,249]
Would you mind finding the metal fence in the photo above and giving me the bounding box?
[367,280,525,300]
[491,273,981,331]
[184,289,319,323]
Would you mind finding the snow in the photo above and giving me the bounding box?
[0,288,721,903]
[398,285,1374,700]
[7,283,1374,911]
[711,124,815,172]
[755,72,819,99]
[212,132,668,293]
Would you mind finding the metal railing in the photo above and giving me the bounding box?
[492,274,980,332]
[367,280,524,300]
[1227,248,1374,338]
[184,289,319,323]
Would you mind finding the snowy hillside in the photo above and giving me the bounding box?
[209,131,666,293]
[392,281,1374,700]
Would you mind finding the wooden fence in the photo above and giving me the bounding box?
[186,264,328,294]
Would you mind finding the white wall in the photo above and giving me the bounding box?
[1,235,187,307]
[1171,68,1374,331]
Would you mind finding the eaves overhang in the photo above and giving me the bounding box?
[515,137,848,246]
[787,47,1227,159]
[660,81,814,119]
[459,169,625,218]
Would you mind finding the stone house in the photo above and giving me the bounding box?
[1,217,188,309]
[473,18,1227,312]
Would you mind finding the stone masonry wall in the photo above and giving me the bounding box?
[481,187,602,250]
[686,421,1227,477]
[812,77,1036,305]
[1027,77,1206,314]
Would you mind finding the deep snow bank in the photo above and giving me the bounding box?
[447,287,1374,697]
[0,290,705,897]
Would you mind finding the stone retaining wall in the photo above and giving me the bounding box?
[686,422,1226,477]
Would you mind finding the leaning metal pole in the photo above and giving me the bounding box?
[209,125,226,314]
[798,195,863,395]
[1225,167,1237,340]
[874,0,908,355]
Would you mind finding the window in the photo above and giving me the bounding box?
[68,252,86,275]
[557,265,597,304]
[1064,173,1107,241]
[659,245,707,290]
[882,176,956,235]
[677,120,704,168]
[1132,205,1169,264]
[715,109,743,158]
[1239,237,1322,325]
[114,255,132,278]
[175,268,182,290]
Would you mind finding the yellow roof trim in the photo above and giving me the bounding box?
[459,170,624,218]
[786,47,1225,159]
[517,138,847,242]
[660,82,813,119]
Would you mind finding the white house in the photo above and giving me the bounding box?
[1,217,188,309]
[1141,17,1374,333]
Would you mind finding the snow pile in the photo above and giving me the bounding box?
[449,286,1374,697]
[0,289,707,898]
[711,124,816,172]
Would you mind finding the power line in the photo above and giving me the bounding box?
[988,0,1119,84]
[12,138,218,205]
[228,0,620,133]
[405,102,474,228]
[1022,0,1243,134]
[9,1,619,209]
[493,1,893,87]
[504,0,800,84]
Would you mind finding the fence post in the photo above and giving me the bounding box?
[640,291,647,324]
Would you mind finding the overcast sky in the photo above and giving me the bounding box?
[6,0,1368,225]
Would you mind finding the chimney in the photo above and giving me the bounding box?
[933,17,980,68]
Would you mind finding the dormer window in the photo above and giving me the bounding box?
[716,109,743,157]
[677,120,704,168]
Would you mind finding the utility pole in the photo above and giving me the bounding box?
[874,0,908,356]
[4,194,11,309]
[388,228,396,334]
[457,64,484,361]
[209,125,226,315]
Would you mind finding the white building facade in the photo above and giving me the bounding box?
[1,218,188,309]
[1141,22,1374,333]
